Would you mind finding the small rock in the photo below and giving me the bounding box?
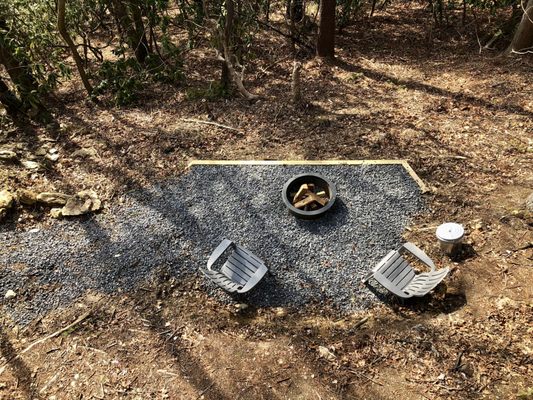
[35,146,48,156]
[274,307,287,317]
[21,160,40,170]
[0,149,17,162]
[470,218,483,231]
[318,346,336,362]
[526,192,533,213]
[45,153,59,162]
[4,290,16,299]
[0,190,15,219]
[235,303,248,311]
[0,190,14,209]
[72,147,98,159]
[17,189,38,205]
[36,192,71,206]
[61,190,101,216]
[50,208,62,218]
[496,296,517,310]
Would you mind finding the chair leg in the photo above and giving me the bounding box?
[361,271,373,284]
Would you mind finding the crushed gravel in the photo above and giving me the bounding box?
[0,164,424,324]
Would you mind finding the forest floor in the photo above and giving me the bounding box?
[1,4,532,400]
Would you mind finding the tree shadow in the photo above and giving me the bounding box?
[333,58,533,118]
[0,325,41,399]
[363,277,468,316]
[135,301,231,400]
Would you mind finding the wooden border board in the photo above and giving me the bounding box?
[187,160,429,193]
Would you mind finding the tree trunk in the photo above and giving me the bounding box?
[109,1,132,44]
[220,0,235,91]
[286,0,304,22]
[291,61,302,105]
[109,0,149,62]
[57,0,94,98]
[194,0,204,24]
[506,0,533,54]
[220,0,258,100]
[317,0,335,58]
[128,0,150,62]
[0,77,24,120]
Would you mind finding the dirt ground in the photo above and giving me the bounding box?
[1,3,532,399]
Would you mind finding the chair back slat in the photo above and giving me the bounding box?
[393,267,416,289]
[387,259,410,281]
[381,252,403,276]
[365,243,449,298]
[202,240,268,293]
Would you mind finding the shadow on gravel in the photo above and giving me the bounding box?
[0,327,40,399]
[1,160,424,323]
[237,271,305,307]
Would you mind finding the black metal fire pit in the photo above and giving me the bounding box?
[282,173,337,219]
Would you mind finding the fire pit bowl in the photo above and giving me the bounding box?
[282,173,337,219]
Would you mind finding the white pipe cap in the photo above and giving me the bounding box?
[436,222,464,243]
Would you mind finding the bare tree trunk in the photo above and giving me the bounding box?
[109,0,150,62]
[317,0,335,58]
[286,0,304,22]
[128,0,150,62]
[221,0,259,100]
[291,61,302,105]
[194,0,205,23]
[110,1,132,46]
[57,0,94,98]
[0,77,24,120]
[506,0,533,54]
[0,49,37,97]
[220,0,234,91]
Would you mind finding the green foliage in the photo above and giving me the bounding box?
[93,54,183,106]
[337,0,364,28]
[93,58,143,105]
[0,0,69,93]
[1,0,521,117]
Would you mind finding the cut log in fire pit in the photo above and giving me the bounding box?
[282,173,337,219]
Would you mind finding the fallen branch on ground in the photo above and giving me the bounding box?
[0,311,91,375]
[353,316,369,330]
[181,118,244,133]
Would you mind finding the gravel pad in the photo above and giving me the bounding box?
[0,164,424,323]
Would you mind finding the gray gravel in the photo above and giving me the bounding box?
[0,164,424,324]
